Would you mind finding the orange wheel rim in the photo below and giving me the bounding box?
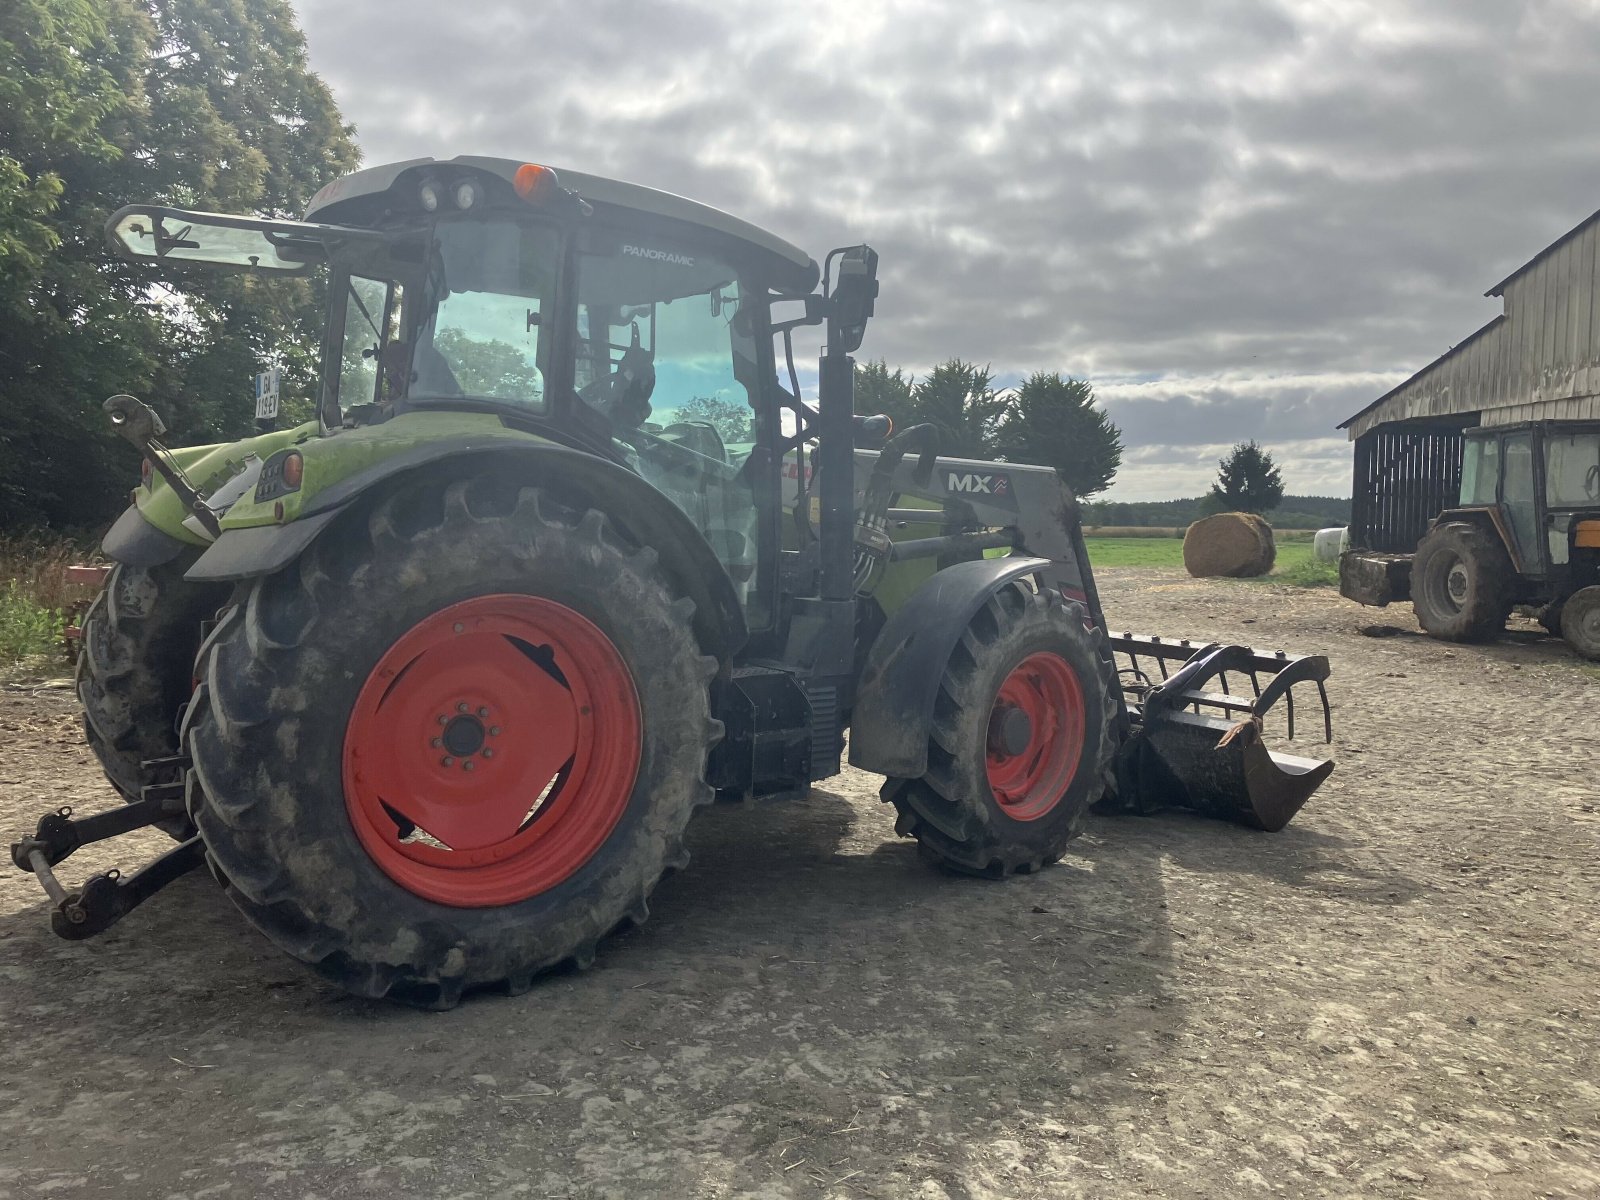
[984,652,1086,822]
[343,595,641,907]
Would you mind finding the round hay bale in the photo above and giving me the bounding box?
[1238,512,1277,573]
[1183,512,1276,578]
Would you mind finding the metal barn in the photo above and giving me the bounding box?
[1340,208,1600,552]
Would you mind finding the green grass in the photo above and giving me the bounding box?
[0,534,99,673]
[0,581,66,664]
[1083,535,1335,585]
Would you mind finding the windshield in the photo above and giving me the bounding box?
[1546,431,1600,506]
[410,219,558,410]
[1460,436,1498,505]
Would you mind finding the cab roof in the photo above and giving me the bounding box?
[305,155,820,293]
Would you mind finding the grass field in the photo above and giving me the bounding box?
[1083,535,1337,586]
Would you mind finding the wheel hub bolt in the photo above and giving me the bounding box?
[431,737,442,748]
[463,761,476,772]
[457,702,470,714]
[482,748,495,759]
[478,706,490,718]
[489,726,501,737]
[441,756,455,767]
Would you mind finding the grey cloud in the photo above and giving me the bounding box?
[290,0,1600,497]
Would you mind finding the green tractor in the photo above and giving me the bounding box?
[12,158,1335,1008]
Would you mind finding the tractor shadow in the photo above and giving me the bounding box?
[0,781,1419,1196]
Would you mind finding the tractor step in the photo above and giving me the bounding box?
[9,771,202,940]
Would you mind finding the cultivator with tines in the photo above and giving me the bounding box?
[1109,633,1333,831]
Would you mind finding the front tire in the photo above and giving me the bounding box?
[1411,522,1514,642]
[184,474,720,1008]
[882,582,1119,877]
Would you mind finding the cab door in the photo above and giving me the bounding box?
[1498,430,1545,575]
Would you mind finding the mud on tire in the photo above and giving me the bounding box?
[77,556,228,828]
[882,582,1119,878]
[1411,521,1514,642]
[183,472,720,1008]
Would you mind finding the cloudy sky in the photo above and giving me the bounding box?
[292,0,1600,499]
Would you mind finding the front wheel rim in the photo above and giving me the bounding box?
[343,594,641,907]
[985,651,1087,822]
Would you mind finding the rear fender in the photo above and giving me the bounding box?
[184,440,749,660]
[849,556,1057,778]
[101,505,191,568]
[1432,507,1523,573]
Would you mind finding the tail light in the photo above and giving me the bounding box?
[255,449,304,502]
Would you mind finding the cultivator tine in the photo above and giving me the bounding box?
[1105,633,1334,830]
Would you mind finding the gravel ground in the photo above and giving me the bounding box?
[1,568,1596,1199]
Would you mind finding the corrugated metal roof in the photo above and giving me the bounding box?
[1485,207,1600,297]
[1337,315,1506,430]
[1343,202,1600,439]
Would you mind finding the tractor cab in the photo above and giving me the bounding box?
[1454,422,1600,583]
[110,159,831,625]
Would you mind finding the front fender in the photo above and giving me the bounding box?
[848,556,1052,779]
[186,438,749,660]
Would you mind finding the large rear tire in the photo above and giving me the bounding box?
[1411,522,1514,642]
[76,557,227,824]
[1560,586,1600,661]
[183,474,720,1008]
[882,582,1118,877]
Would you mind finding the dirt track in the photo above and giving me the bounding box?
[2,568,1597,1199]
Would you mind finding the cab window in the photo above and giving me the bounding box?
[336,275,398,408]
[411,219,557,409]
[574,232,764,618]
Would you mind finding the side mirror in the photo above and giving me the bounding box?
[827,244,878,355]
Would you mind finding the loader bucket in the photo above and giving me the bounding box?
[1106,634,1334,830]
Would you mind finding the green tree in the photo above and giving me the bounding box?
[0,0,357,530]
[852,359,916,433]
[1207,440,1285,514]
[995,372,1122,497]
[434,329,542,402]
[907,359,1011,459]
[674,394,753,443]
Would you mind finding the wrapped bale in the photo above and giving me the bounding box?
[1183,512,1276,578]
[1313,526,1349,562]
